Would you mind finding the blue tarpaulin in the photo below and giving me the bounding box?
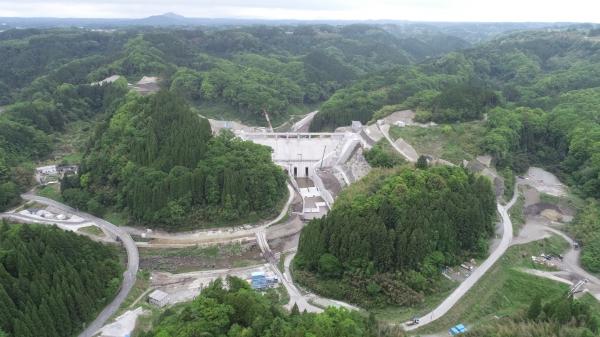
[449,324,467,335]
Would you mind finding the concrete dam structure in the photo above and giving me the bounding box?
[237,132,357,176]
[237,131,364,219]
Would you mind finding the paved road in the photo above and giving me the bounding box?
[20,193,139,337]
[0,212,89,225]
[539,226,600,300]
[376,129,520,330]
[283,252,359,311]
[515,176,600,300]
[291,111,318,132]
[377,123,417,163]
[403,192,517,330]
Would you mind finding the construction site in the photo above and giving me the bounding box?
[5,109,599,337]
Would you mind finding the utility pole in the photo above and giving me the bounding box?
[320,145,327,169]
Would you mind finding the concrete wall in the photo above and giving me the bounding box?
[240,131,363,211]
[310,169,334,206]
[239,132,348,163]
[336,139,360,165]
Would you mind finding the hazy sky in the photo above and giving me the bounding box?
[0,0,599,22]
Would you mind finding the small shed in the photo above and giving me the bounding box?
[148,290,169,307]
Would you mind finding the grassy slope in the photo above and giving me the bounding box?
[46,120,94,165]
[509,189,526,234]
[103,210,129,226]
[373,278,457,324]
[78,225,104,236]
[417,236,571,334]
[36,184,62,201]
[388,122,485,164]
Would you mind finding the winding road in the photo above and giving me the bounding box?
[16,193,139,337]
[403,191,518,330]
[376,121,520,330]
[123,184,296,247]
[376,123,417,163]
[2,116,537,335]
[2,184,297,336]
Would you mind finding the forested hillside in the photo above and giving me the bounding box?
[309,29,600,274]
[0,223,122,337]
[64,91,287,229]
[0,79,128,211]
[310,30,600,130]
[0,25,470,212]
[294,166,496,307]
[140,277,377,337]
[0,26,469,124]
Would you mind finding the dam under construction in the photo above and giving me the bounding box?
[209,115,375,220]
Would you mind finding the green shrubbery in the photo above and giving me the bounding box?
[140,276,376,337]
[294,166,496,307]
[364,141,405,168]
[466,295,600,337]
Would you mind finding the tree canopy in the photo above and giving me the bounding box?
[0,25,470,210]
[66,91,287,229]
[0,223,122,337]
[294,166,496,307]
[140,276,376,337]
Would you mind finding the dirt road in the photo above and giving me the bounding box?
[124,184,296,247]
[255,230,322,312]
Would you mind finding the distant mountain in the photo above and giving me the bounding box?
[139,12,188,25]
[0,14,590,42]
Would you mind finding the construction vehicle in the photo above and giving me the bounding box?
[406,317,420,326]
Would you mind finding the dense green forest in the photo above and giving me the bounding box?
[309,29,600,273]
[294,166,496,307]
[140,276,379,337]
[0,223,122,337]
[62,91,287,229]
[0,25,470,123]
[0,25,471,212]
[569,200,600,273]
[0,79,128,211]
[3,21,600,336]
[310,30,600,131]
